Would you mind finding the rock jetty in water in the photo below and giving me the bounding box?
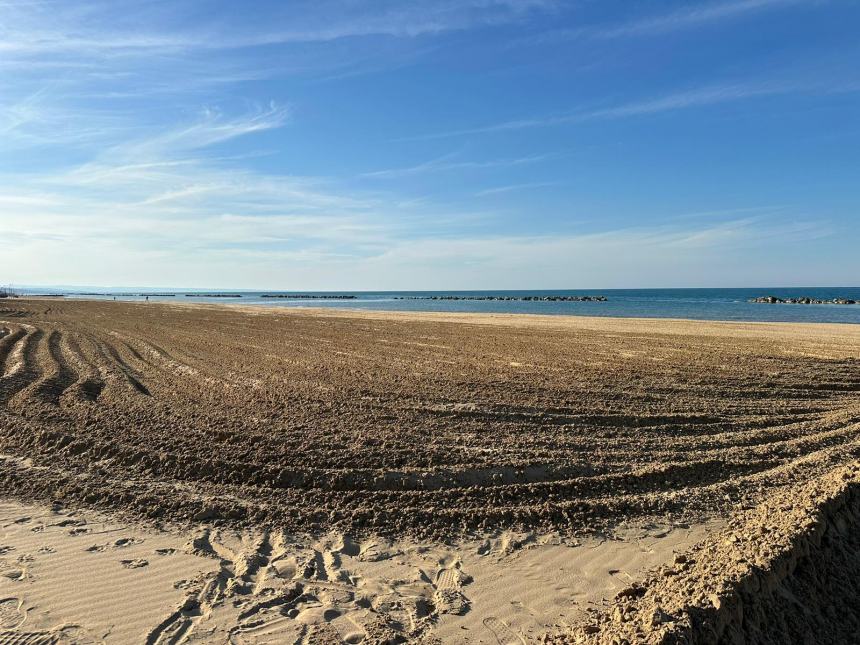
[395,295,607,302]
[260,294,357,299]
[750,296,858,305]
[184,293,243,298]
[75,292,176,297]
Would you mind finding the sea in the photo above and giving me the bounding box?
[19,287,860,324]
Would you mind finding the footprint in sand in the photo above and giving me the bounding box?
[229,617,304,644]
[120,558,149,569]
[0,629,66,644]
[433,565,471,615]
[0,559,26,582]
[184,529,219,558]
[483,616,526,645]
[0,597,24,629]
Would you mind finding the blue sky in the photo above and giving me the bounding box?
[1,0,858,289]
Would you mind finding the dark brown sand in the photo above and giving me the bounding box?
[1,299,859,643]
[2,298,859,537]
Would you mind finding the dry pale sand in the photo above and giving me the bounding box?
[0,298,858,643]
[0,497,719,644]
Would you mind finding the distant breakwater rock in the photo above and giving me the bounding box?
[185,294,243,298]
[395,295,607,302]
[76,293,176,297]
[750,296,858,305]
[260,294,357,299]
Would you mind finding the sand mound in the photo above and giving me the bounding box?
[545,461,860,644]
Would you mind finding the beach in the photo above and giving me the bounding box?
[1,298,859,643]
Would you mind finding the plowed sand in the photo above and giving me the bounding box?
[0,299,858,643]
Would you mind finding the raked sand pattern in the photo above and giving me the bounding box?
[0,299,859,642]
[1,299,859,538]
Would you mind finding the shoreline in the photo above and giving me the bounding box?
[18,295,860,332]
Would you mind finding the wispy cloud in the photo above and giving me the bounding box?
[359,152,550,179]
[585,81,796,118]
[0,86,131,149]
[538,0,809,42]
[122,103,290,157]
[402,78,847,140]
[0,100,494,275]
[0,178,831,288]
[3,88,824,288]
[0,0,554,58]
[216,0,557,47]
[321,216,834,289]
[475,181,559,196]
[667,205,787,221]
[0,0,559,137]
[599,0,805,38]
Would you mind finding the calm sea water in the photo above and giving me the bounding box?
[25,287,860,324]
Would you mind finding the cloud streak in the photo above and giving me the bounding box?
[537,0,810,42]
[359,152,551,179]
[402,78,852,140]
[0,187,831,289]
[475,181,559,196]
[0,0,554,58]
[596,0,806,38]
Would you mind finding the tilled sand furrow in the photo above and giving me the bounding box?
[117,334,241,395]
[0,300,859,538]
[0,326,26,375]
[86,335,151,397]
[0,328,44,403]
[2,432,852,538]
[58,333,105,404]
[1,421,853,511]
[24,330,80,407]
